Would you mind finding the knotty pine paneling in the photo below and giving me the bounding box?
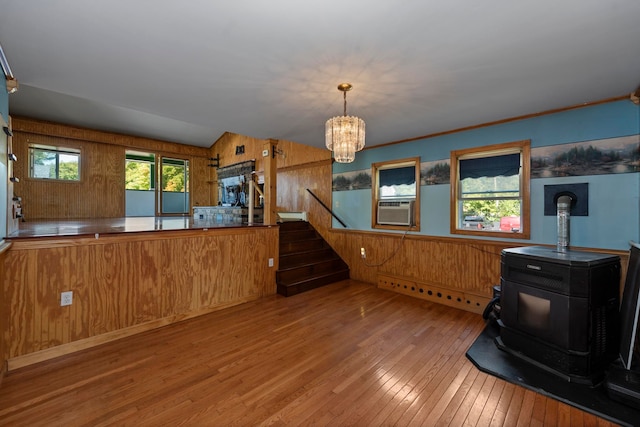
[2,227,278,366]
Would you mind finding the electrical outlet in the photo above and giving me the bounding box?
[61,291,73,306]
[268,258,274,267]
[360,247,366,259]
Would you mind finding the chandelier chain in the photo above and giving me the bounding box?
[343,91,347,117]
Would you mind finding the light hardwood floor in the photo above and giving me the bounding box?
[0,280,617,426]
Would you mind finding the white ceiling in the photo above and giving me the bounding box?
[1,0,640,149]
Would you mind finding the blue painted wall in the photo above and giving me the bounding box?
[0,83,7,119]
[332,100,640,250]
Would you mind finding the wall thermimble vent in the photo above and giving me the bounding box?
[377,273,489,315]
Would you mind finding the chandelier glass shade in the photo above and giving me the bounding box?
[325,83,365,163]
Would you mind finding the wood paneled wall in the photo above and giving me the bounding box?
[330,232,518,296]
[190,155,214,208]
[211,132,331,210]
[11,117,210,157]
[326,230,629,300]
[2,226,278,368]
[211,132,330,172]
[6,117,18,236]
[10,117,213,219]
[277,161,333,237]
[0,242,9,384]
[12,133,125,218]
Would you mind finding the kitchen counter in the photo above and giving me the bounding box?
[7,216,268,239]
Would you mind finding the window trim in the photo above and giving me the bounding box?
[450,140,530,239]
[371,156,421,231]
[28,143,81,182]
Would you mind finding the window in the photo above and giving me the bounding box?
[450,140,530,238]
[371,157,420,230]
[29,144,80,181]
[124,150,190,216]
[125,151,155,190]
[160,157,189,214]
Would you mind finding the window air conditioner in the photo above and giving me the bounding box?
[377,200,414,226]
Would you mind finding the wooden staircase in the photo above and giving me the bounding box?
[277,221,350,297]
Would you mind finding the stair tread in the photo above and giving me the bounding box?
[280,242,327,255]
[279,250,339,263]
[280,229,317,236]
[277,269,350,287]
[280,240,321,246]
[280,246,333,256]
[278,257,345,272]
[278,261,341,272]
[278,221,312,230]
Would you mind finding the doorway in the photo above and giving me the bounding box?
[125,151,190,216]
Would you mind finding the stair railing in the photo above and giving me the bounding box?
[306,189,347,228]
[248,180,264,225]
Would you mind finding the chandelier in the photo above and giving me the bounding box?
[325,83,365,163]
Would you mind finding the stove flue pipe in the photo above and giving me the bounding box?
[557,195,572,252]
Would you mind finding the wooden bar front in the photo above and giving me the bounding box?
[2,225,279,370]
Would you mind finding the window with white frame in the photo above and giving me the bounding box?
[450,140,530,238]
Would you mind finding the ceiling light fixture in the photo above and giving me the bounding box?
[5,77,18,94]
[325,83,365,163]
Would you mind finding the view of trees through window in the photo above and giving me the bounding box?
[161,158,188,193]
[125,154,187,192]
[29,145,80,180]
[125,152,155,190]
[126,160,153,190]
[460,175,521,228]
[125,152,189,215]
